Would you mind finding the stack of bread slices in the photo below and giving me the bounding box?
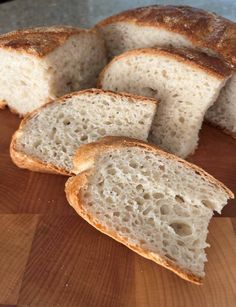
[2,5,235,284]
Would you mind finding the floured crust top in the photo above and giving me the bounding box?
[97,47,232,84]
[72,136,234,199]
[96,5,236,68]
[0,26,93,57]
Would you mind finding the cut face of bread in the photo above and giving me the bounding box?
[98,47,231,158]
[206,74,236,136]
[96,5,236,137]
[10,89,157,175]
[0,26,107,116]
[65,137,233,284]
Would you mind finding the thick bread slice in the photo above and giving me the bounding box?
[98,47,232,158]
[0,26,107,116]
[65,136,233,284]
[96,5,236,136]
[10,89,157,175]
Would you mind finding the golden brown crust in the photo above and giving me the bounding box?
[0,26,95,57]
[97,47,232,87]
[96,5,236,68]
[10,131,71,176]
[73,136,234,199]
[10,89,158,175]
[65,172,202,285]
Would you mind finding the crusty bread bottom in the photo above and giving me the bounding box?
[65,172,202,285]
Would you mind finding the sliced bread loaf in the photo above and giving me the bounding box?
[98,47,232,158]
[96,5,236,137]
[65,136,233,284]
[0,26,107,116]
[10,89,157,175]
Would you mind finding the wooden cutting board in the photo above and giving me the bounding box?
[0,109,236,306]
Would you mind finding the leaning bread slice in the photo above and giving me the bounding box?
[0,26,107,116]
[98,47,232,158]
[10,89,157,175]
[65,136,233,284]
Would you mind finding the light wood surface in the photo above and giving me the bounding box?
[0,109,236,306]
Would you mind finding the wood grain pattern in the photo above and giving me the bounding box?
[0,214,39,305]
[0,109,236,306]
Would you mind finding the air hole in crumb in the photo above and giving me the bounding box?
[107,168,116,175]
[113,212,120,217]
[144,193,150,200]
[175,195,184,203]
[136,198,144,206]
[160,204,170,215]
[122,216,129,222]
[143,206,152,215]
[33,140,42,148]
[179,117,185,123]
[125,205,133,212]
[201,200,214,209]
[63,119,71,125]
[162,70,168,78]
[169,222,192,237]
[177,240,184,246]
[159,165,165,171]
[80,135,88,141]
[121,227,130,233]
[130,161,138,169]
[136,184,143,191]
[153,192,164,199]
[163,240,168,247]
[98,128,106,135]
[147,217,155,226]
[193,239,200,246]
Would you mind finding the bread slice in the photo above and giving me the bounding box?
[0,26,107,116]
[65,136,233,284]
[96,5,236,137]
[10,89,157,175]
[98,47,232,158]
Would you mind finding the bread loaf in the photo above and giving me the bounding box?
[0,26,107,116]
[98,47,232,158]
[65,136,233,284]
[96,5,236,136]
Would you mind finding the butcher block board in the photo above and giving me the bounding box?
[0,109,236,307]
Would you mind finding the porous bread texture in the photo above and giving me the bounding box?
[0,27,107,116]
[65,137,233,284]
[99,48,230,158]
[11,89,157,174]
[206,74,236,136]
[96,6,236,137]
